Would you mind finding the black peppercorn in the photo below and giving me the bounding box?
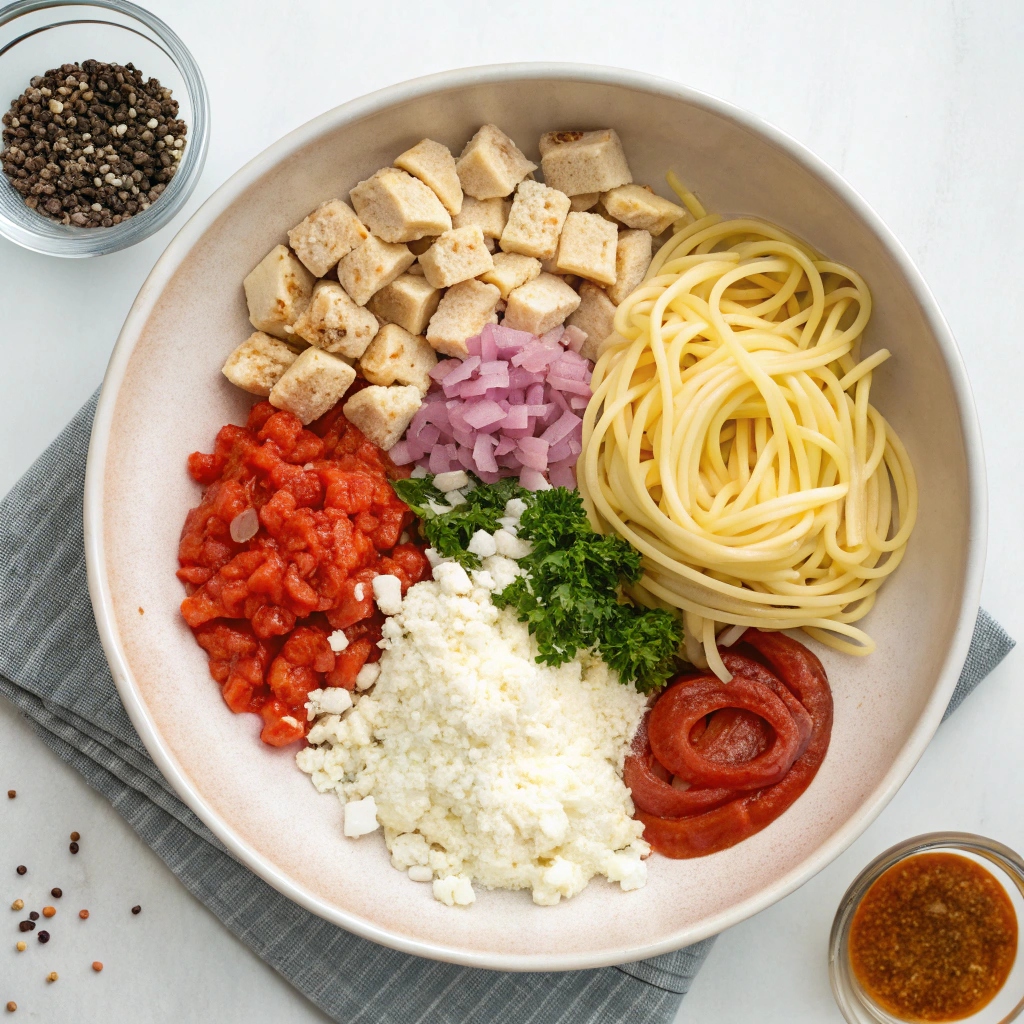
[69,842,79,854]
[1,59,186,228]
[37,930,49,943]
[50,887,62,899]
[15,865,26,875]
[28,911,38,921]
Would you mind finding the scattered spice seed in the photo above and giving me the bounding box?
[1,61,187,227]
[5,1002,15,1013]
[50,888,61,899]
[42,907,55,918]
[15,942,25,952]
[37,931,49,944]
[46,972,57,983]
[15,866,25,876]
[69,832,80,842]
[78,909,89,920]
[6,791,14,799]
[17,922,33,933]
[69,842,79,855]
[131,905,141,915]
[91,961,103,972]
[28,912,38,921]
[10,900,23,912]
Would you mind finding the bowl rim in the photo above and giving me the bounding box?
[83,61,988,971]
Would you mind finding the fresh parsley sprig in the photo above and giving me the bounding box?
[492,488,682,693]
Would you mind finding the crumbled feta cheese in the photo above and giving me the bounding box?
[328,629,350,653]
[298,577,648,906]
[372,574,403,615]
[432,561,472,595]
[355,662,381,691]
[343,796,380,838]
[504,497,528,520]
[433,874,476,907]
[467,529,498,558]
[495,515,519,535]
[353,583,366,602]
[408,865,434,883]
[444,489,467,507]
[493,529,533,559]
[411,465,427,478]
[433,469,469,492]
[305,687,354,721]
[469,569,496,592]
[481,554,522,592]
[423,547,451,568]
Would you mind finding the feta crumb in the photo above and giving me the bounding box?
[353,583,366,602]
[305,687,354,721]
[433,874,476,907]
[433,469,469,492]
[423,547,452,569]
[495,515,519,535]
[411,465,427,478]
[469,569,496,592]
[481,554,522,591]
[372,574,403,615]
[344,795,380,837]
[504,497,528,520]
[444,489,467,507]
[355,662,381,691]
[328,629,350,653]
[467,529,498,558]
[408,865,434,883]
[493,529,533,559]
[432,561,472,595]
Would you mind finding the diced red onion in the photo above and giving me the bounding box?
[474,434,499,473]
[230,507,260,543]
[516,436,549,471]
[429,359,459,382]
[563,325,587,353]
[389,440,414,466]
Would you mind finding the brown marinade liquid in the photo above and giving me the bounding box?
[849,852,1018,1021]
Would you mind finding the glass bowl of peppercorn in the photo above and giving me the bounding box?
[0,0,208,256]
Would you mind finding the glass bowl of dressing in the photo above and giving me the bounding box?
[830,833,1024,1024]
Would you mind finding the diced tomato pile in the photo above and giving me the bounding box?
[177,399,430,747]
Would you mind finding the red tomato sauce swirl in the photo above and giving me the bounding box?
[629,629,833,858]
[177,400,430,747]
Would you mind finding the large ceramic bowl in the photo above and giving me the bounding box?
[83,64,986,971]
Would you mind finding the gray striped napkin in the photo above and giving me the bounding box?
[0,391,1013,1024]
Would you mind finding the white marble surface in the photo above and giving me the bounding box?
[1,1,1021,1020]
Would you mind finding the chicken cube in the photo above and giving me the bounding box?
[350,167,452,243]
[291,280,380,359]
[426,279,500,358]
[566,282,618,362]
[418,225,494,289]
[607,229,653,305]
[601,184,686,236]
[269,347,357,425]
[242,244,315,340]
[287,199,369,277]
[366,273,442,336]
[337,234,416,306]
[503,272,581,336]
[478,251,542,300]
[394,138,463,217]
[499,181,571,261]
[555,211,618,286]
[538,129,632,196]
[221,331,299,396]
[358,323,437,393]
[452,195,511,239]
[455,124,537,200]
[343,385,422,450]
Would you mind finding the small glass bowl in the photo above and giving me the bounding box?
[0,0,209,256]
[830,833,1024,1024]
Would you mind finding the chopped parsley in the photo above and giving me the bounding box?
[393,474,683,692]
[392,474,528,569]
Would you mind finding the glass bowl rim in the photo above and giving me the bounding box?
[0,0,209,257]
[829,831,1024,1024]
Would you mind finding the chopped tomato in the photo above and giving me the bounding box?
[178,403,423,745]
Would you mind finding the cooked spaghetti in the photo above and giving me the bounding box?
[578,183,917,680]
